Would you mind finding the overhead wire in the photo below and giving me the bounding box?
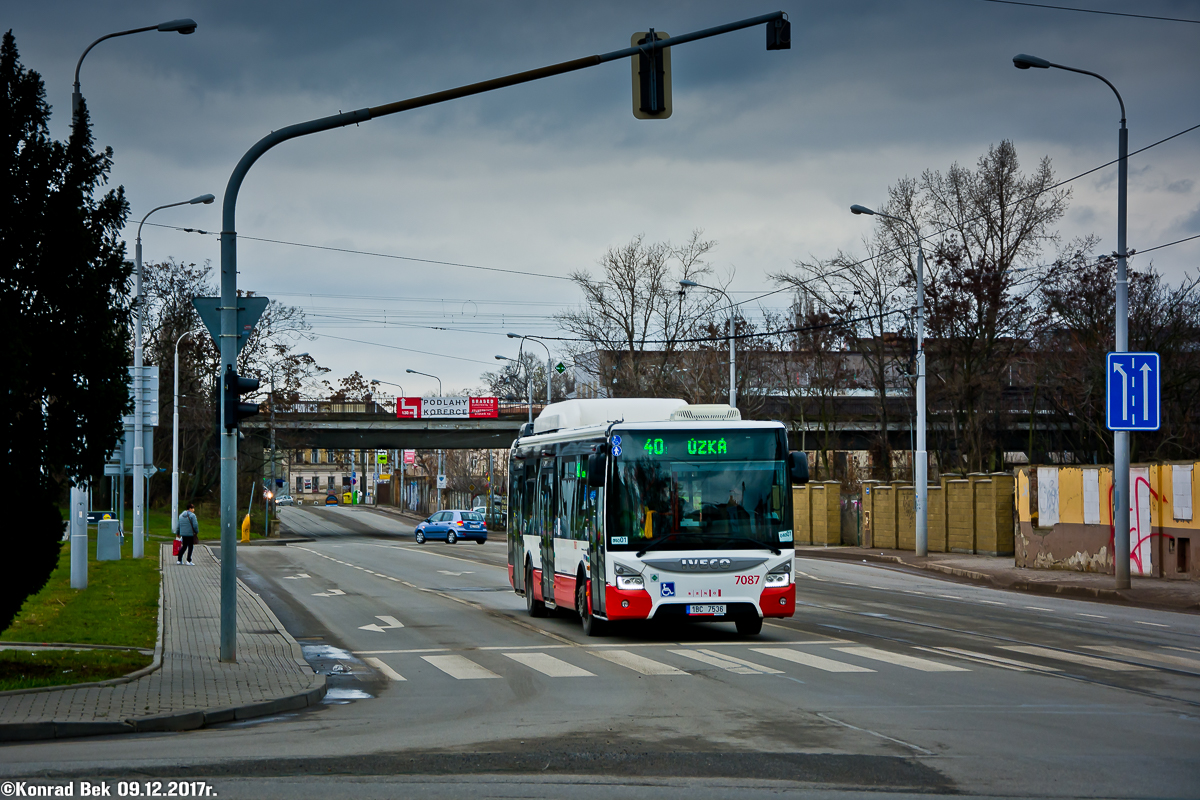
[981,0,1200,25]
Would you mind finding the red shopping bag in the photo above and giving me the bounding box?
[173,537,182,557]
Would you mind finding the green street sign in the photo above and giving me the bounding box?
[555,362,566,374]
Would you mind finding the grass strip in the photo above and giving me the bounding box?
[1,533,160,649]
[0,649,152,692]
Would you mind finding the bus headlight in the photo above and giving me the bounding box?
[616,575,644,590]
[765,561,792,587]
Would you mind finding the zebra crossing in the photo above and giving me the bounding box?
[354,639,1183,683]
[353,643,1017,683]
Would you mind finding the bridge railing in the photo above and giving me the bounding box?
[265,395,546,418]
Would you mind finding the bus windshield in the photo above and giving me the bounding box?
[610,428,790,552]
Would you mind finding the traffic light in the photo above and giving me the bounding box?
[221,365,260,430]
[631,30,671,119]
[766,17,791,50]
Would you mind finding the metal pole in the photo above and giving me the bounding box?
[70,485,88,589]
[914,242,928,557]
[219,224,238,662]
[269,374,276,535]
[728,295,736,408]
[171,331,191,536]
[1114,120,1130,588]
[133,237,145,559]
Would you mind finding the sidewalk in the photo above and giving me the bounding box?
[796,545,1200,612]
[0,543,325,741]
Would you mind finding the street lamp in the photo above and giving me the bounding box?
[496,354,534,424]
[407,369,444,508]
[132,193,214,559]
[507,333,552,406]
[679,279,737,408]
[851,203,928,558]
[72,19,197,128]
[1013,53,1132,589]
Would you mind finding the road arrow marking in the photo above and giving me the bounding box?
[283,573,311,580]
[312,589,346,597]
[359,615,405,632]
[1140,361,1152,421]
[1113,362,1129,420]
[437,570,474,576]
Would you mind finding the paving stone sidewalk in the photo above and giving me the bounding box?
[0,543,325,741]
[797,545,1200,611]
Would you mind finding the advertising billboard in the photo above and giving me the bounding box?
[397,397,499,419]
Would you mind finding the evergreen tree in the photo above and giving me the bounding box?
[0,31,132,628]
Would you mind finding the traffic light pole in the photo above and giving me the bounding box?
[217,10,788,662]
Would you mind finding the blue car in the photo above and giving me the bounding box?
[415,510,487,545]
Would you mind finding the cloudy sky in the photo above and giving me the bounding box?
[8,1,1200,396]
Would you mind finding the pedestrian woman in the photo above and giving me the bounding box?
[177,501,198,565]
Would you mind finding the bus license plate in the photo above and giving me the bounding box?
[686,604,726,616]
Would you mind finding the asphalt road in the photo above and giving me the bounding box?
[2,504,1198,799]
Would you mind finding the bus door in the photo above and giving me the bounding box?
[508,460,524,592]
[538,456,556,605]
[589,481,606,617]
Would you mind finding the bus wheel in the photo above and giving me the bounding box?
[736,615,763,636]
[525,563,546,618]
[577,577,605,637]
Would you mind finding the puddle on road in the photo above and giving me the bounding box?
[300,642,379,705]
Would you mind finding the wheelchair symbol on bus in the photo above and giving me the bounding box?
[661,582,675,598]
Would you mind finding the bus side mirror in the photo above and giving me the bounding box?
[789,451,809,485]
[587,453,607,488]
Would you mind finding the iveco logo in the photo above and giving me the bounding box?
[680,558,732,570]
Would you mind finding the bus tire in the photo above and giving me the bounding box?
[525,562,546,617]
[736,615,763,636]
[577,576,605,637]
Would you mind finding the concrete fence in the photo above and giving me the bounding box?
[791,481,842,545]
[1015,462,1199,580]
[850,473,1015,555]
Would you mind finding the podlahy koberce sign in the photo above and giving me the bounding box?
[397,397,499,419]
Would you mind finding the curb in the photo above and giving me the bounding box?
[797,548,1200,610]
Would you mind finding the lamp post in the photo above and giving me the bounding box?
[132,194,214,558]
[679,280,737,408]
[171,330,196,536]
[407,369,444,508]
[72,19,197,129]
[371,379,406,509]
[1013,53,1131,589]
[507,333,552,406]
[850,204,927,557]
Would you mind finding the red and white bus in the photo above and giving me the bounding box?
[507,398,807,636]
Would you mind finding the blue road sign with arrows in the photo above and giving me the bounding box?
[1106,352,1160,431]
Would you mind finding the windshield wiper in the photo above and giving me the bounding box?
[635,533,685,558]
[715,536,781,556]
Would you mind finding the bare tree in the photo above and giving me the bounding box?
[555,231,716,397]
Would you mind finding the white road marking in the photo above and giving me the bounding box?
[312,589,345,597]
[504,652,594,677]
[752,648,874,673]
[283,573,311,579]
[833,646,968,672]
[920,646,1057,672]
[670,649,782,675]
[1082,645,1200,672]
[938,594,959,599]
[438,569,475,576]
[422,655,500,680]
[1078,613,1107,619]
[589,649,689,676]
[1134,621,1169,628]
[1000,645,1147,672]
[364,657,406,681]
[1025,606,1054,612]
[975,599,1006,606]
[359,615,405,633]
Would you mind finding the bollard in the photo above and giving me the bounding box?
[241,513,251,543]
[70,486,88,589]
